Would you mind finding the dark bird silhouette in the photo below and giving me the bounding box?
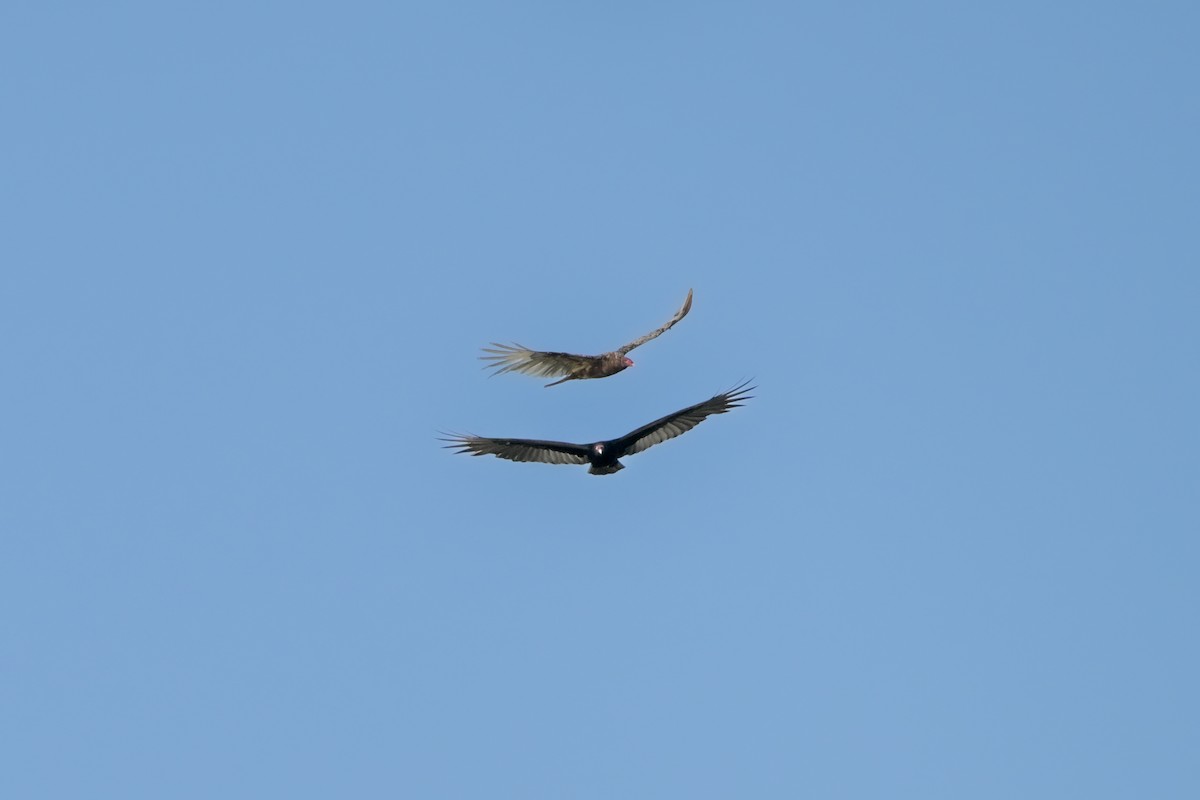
[441,380,753,475]
[480,288,694,387]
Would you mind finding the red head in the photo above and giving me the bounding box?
[623,357,634,368]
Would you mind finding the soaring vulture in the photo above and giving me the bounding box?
[481,288,694,387]
[441,381,753,475]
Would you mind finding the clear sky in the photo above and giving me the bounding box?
[3,2,1197,797]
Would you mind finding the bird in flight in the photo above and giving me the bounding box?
[480,288,694,387]
[441,380,753,475]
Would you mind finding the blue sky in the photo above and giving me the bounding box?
[3,1,1198,797]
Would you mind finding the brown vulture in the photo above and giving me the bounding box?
[481,288,694,387]
[441,381,753,475]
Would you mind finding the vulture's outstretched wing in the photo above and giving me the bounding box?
[615,381,755,456]
[615,288,694,355]
[479,289,694,383]
[479,344,598,380]
[440,433,591,465]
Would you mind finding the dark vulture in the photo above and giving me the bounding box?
[441,381,753,475]
[481,288,694,387]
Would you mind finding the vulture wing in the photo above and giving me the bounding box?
[614,380,754,456]
[440,433,591,465]
[479,344,599,380]
[614,288,694,356]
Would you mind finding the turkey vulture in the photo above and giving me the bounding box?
[440,380,753,475]
[481,288,694,387]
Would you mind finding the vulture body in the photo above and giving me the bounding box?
[481,288,693,387]
[441,381,753,475]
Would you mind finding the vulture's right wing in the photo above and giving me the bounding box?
[480,344,598,380]
[440,433,591,466]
